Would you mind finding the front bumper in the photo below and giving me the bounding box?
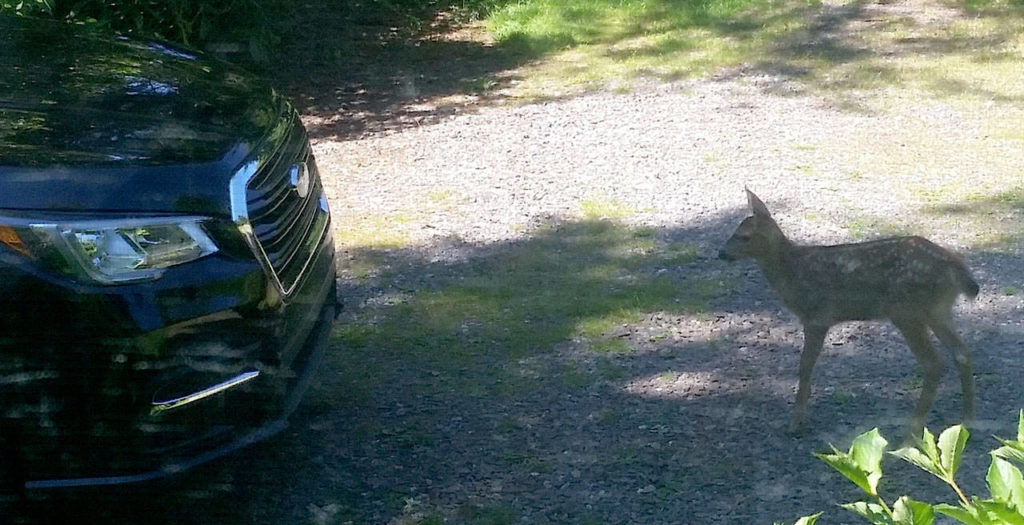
[0,225,338,489]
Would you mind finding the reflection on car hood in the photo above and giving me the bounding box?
[0,15,291,215]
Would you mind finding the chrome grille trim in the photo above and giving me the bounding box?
[229,116,330,297]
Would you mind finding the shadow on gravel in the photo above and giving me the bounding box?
[260,1,533,142]
[13,206,1023,523]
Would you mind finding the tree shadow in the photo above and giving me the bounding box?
[260,1,533,141]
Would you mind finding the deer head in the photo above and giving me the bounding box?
[718,189,788,262]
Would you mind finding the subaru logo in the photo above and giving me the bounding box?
[289,163,310,199]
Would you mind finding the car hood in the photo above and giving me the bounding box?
[0,15,292,215]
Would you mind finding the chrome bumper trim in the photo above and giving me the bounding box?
[149,370,260,415]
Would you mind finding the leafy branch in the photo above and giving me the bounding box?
[788,410,1024,525]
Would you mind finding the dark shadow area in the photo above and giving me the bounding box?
[259,0,533,141]
[14,203,1023,523]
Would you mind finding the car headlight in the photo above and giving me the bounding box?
[0,216,218,284]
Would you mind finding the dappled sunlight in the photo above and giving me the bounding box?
[488,0,813,98]
[266,0,1024,140]
[476,0,1024,106]
[622,369,797,399]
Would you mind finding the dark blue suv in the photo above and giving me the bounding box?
[0,15,338,490]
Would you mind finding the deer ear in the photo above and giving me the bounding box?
[746,189,772,218]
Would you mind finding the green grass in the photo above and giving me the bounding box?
[830,389,856,405]
[340,251,391,281]
[580,197,637,220]
[427,189,458,204]
[596,356,628,380]
[560,363,590,388]
[475,0,1024,104]
[486,0,803,96]
[657,371,679,383]
[336,215,413,249]
[919,185,1024,249]
[792,164,814,175]
[843,215,912,241]
[589,337,634,354]
[334,220,720,397]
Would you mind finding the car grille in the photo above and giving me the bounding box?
[230,116,330,296]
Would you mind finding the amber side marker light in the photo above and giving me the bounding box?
[0,225,32,258]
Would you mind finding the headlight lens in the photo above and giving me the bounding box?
[0,216,218,284]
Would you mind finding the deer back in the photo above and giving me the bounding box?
[773,237,977,324]
[719,192,977,324]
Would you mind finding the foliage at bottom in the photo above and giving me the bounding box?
[784,411,1024,525]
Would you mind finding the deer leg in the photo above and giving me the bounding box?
[892,318,943,440]
[790,324,828,434]
[929,316,976,425]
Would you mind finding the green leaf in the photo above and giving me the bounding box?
[974,499,1024,525]
[892,496,935,525]
[850,428,889,495]
[994,443,1024,465]
[987,455,1024,511]
[853,429,889,470]
[816,448,878,497]
[938,425,970,477]
[817,429,889,496]
[787,512,823,525]
[934,503,987,525]
[892,446,944,479]
[841,501,894,524]
[995,414,1024,466]
[920,427,940,464]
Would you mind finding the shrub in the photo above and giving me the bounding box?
[0,0,284,62]
[788,411,1024,524]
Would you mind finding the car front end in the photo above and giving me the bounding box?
[0,15,338,489]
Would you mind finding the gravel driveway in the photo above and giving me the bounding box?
[292,69,1024,524]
